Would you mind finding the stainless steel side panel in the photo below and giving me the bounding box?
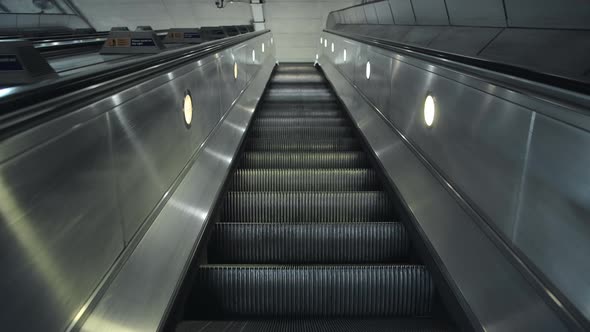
[80,51,276,332]
[0,32,274,332]
[320,58,570,332]
[0,114,124,332]
[516,114,590,320]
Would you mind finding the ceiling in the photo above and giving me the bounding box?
[71,0,356,62]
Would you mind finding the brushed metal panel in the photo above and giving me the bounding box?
[516,114,590,321]
[479,29,590,81]
[81,52,276,332]
[504,0,590,29]
[219,51,240,115]
[388,0,416,25]
[0,114,124,332]
[187,60,221,149]
[364,4,379,24]
[374,1,394,24]
[411,0,449,25]
[364,47,393,113]
[321,59,570,332]
[427,27,502,56]
[445,0,506,27]
[386,58,531,234]
[111,78,193,242]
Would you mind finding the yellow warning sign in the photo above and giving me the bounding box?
[106,38,131,47]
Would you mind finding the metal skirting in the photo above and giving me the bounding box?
[319,54,572,331]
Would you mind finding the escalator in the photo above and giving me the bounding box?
[174,64,456,331]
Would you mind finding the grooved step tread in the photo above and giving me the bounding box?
[245,138,361,151]
[177,319,455,332]
[253,117,349,127]
[249,126,354,139]
[238,152,370,169]
[192,265,434,318]
[228,169,379,191]
[256,110,344,118]
[221,191,393,223]
[209,222,409,264]
[261,102,340,111]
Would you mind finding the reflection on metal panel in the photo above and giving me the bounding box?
[0,32,274,332]
[517,114,590,320]
[0,115,124,332]
[81,45,276,332]
[320,58,570,332]
[111,77,193,242]
[321,30,590,329]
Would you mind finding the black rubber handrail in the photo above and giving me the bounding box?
[325,28,590,97]
[0,30,269,138]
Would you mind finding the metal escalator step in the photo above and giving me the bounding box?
[265,90,335,103]
[177,319,454,332]
[238,152,369,169]
[274,64,319,74]
[256,110,344,118]
[193,265,434,317]
[209,222,408,263]
[221,191,393,222]
[245,138,361,151]
[249,126,355,139]
[261,102,340,111]
[228,169,379,191]
[253,117,349,127]
[270,72,325,84]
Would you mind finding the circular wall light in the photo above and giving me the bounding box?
[424,94,436,127]
[233,62,238,79]
[262,42,265,53]
[324,39,328,48]
[252,49,256,62]
[331,42,334,53]
[183,91,193,127]
[271,37,274,45]
[343,48,347,62]
[365,61,371,80]
[320,37,323,44]
[315,53,319,61]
